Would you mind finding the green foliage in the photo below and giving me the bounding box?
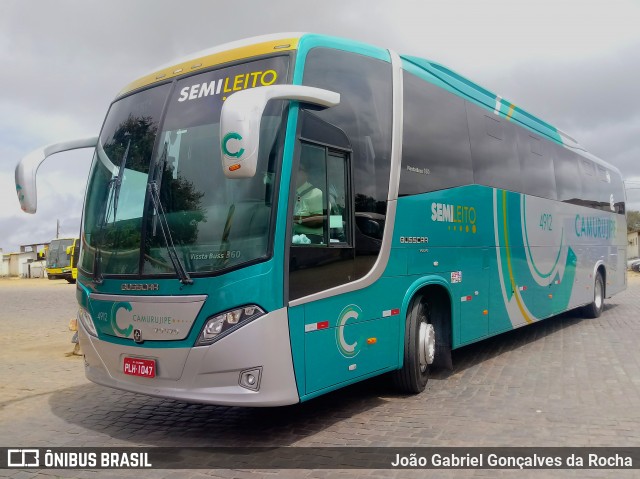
[628,210,640,232]
[355,193,386,215]
[104,115,157,174]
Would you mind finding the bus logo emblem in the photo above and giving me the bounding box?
[336,305,362,358]
[133,329,143,343]
[222,131,245,159]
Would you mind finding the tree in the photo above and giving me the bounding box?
[628,210,640,232]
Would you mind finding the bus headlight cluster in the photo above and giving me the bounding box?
[77,307,98,337]
[196,305,265,346]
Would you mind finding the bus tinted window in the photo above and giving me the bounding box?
[553,147,583,204]
[399,71,473,195]
[578,157,601,209]
[603,168,626,214]
[302,47,392,281]
[302,48,392,214]
[517,128,557,200]
[466,102,522,192]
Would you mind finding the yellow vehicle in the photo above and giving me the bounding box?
[45,237,79,283]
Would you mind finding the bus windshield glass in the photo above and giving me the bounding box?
[80,55,290,277]
[47,238,74,269]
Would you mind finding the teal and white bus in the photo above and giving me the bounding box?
[16,33,626,405]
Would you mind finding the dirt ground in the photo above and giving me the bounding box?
[0,277,82,409]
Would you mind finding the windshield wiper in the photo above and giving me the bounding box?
[93,139,131,284]
[150,142,168,237]
[147,181,193,285]
[111,139,130,221]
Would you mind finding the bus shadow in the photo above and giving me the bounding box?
[48,379,388,447]
[431,304,616,381]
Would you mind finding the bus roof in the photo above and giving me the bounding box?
[116,33,620,177]
[118,33,303,97]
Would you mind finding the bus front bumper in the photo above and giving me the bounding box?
[78,307,300,406]
[46,268,73,280]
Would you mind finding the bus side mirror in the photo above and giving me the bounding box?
[220,85,340,179]
[66,246,73,255]
[15,137,98,214]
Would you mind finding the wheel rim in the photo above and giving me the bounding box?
[419,322,436,372]
[595,278,603,310]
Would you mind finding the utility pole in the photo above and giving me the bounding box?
[56,219,60,239]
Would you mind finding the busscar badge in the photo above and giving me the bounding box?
[133,329,143,343]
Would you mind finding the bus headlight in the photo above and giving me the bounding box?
[77,307,98,337]
[196,305,265,346]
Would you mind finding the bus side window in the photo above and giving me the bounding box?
[553,146,583,204]
[292,143,327,244]
[517,129,556,200]
[399,70,473,196]
[467,101,522,193]
[327,152,350,245]
[291,145,351,246]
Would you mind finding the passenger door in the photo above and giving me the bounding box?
[289,111,355,301]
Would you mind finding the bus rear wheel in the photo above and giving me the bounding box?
[583,271,604,318]
[393,295,434,394]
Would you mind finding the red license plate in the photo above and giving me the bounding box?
[123,357,156,378]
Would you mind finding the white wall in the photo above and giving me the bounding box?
[0,255,9,277]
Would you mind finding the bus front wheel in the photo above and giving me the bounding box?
[393,295,433,394]
[583,271,604,318]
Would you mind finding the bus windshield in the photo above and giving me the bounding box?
[47,238,74,269]
[80,55,290,277]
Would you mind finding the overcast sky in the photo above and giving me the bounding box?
[1,0,639,253]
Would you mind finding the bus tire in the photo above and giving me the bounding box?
[583,271,604,318]
[393,295,433,394]
[431,296,453,371]
[66,278,76,284]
